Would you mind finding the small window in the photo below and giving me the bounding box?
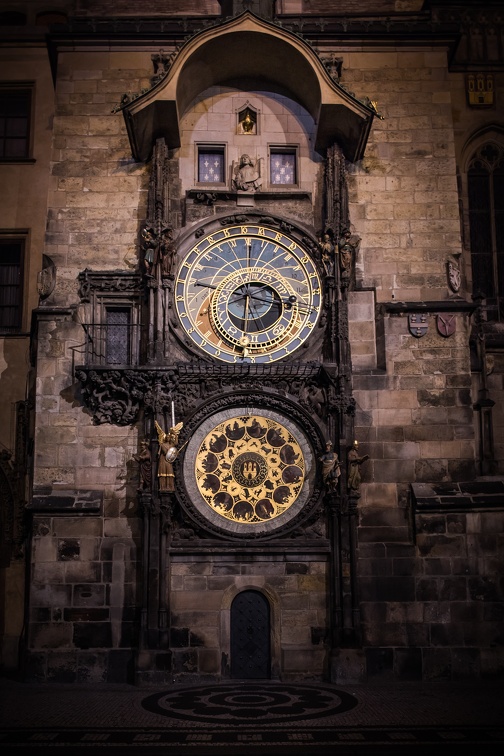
[198,145,225,184]
[269,147,297,186]
[106,307,131,364]
[0,89,31,159]
[0,239,24,333]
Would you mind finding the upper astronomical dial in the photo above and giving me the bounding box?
[175,223,322,363]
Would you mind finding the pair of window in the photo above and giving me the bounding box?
[197,146,297,186]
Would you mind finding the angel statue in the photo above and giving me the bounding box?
[155,420,183,492]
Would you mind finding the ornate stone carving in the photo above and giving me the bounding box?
[75,369,151,425]
[232,154,262,192]
[78,270,142,301]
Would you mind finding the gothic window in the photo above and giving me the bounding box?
[269,146,297,186]
[197,145,225,184]
[0,87,32,159]
[468,142,504,321]
[0,238,24,333]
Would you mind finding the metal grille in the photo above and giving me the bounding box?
[230,590,271,679]
[106,308,131,365]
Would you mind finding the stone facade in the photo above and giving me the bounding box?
[0,1,503,683]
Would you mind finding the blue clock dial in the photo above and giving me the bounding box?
[175,223,321,364]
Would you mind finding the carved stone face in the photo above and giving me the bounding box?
[447,261,461,292]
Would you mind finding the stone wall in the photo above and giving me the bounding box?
[26,489,141,683]
[170,556,328,681]
[358,497,504,681]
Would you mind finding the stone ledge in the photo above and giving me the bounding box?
[28,488,103,513]
[411,480,504,511]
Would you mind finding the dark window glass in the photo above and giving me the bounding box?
[0,241,23,332]
[468,143,504,321]
[270,149,297,185]
[198,147,225,183]
[106,308,131,364]
[0,90,31,158]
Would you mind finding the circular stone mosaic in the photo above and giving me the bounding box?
[194,414,306,525]
[141,683,358,724]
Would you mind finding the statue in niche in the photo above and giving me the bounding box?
[141,224,157,276]
[134,440,152,492]
[347,441,369,494]
[140,223,175,278]
[238,107,257,135]
[232,154,262,192]
[155,420,183,492]
[319,441,340,492]
[318,231,336,278]
[338,228,361,284]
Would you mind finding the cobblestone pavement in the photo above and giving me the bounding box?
[1,677,503,755]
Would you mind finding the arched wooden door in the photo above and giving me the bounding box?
[230,590,271,679]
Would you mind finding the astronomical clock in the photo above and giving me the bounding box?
[168,213,329,542]
[174,221,322,364]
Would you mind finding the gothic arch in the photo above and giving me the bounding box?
[220,581,281,679]
[121,11,375,163]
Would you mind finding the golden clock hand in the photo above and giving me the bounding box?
[243,292,250,332]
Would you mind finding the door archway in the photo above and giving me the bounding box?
[230,590,271,679]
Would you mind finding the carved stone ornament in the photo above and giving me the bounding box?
[37,255,56,300]
[75,362,340,427]
[408,313,428,338]
[232,154,262,192]
[78,270,142,301]
[447,260,461,293]
[436,313,456,338]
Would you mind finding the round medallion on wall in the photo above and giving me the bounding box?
[181,405,317,538]
[174,218,322,364]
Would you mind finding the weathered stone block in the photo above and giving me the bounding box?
[365,647,393,678]
[430,623,464,646]
[46,651,77,682]
[73,622,112,650]
[198,648,220,674]
[57,538,80,561]
[359,576,415,602]
[331,648,366,683]
[416,534,466,557]
[394,647,422,680]
[423,648,452,680]
[73,583,105,606]
[29,622,73,649]
[423,557,451,575]
[282,647,325,676]
[452,647,480,680]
